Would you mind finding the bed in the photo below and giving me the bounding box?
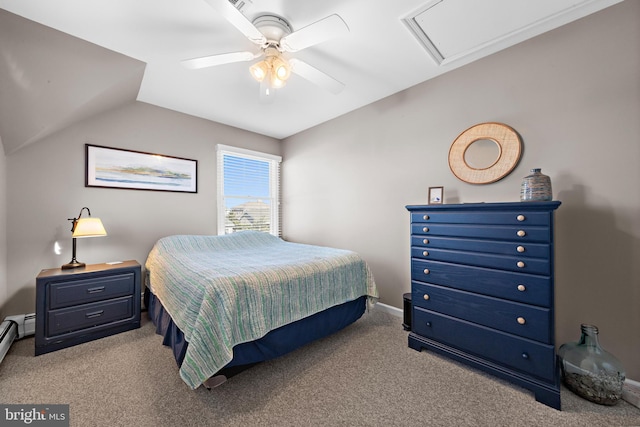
[144,231,378,389]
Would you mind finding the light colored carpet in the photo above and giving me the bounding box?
[1,308,639,426]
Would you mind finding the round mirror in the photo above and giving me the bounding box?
[464,139,501,170]
[448,123,522,184]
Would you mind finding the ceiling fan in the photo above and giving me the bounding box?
[182,0,349,101]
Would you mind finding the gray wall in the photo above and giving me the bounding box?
[281,1,640,379]
[2,101,279,317]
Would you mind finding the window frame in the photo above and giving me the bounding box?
[216,144,282,236]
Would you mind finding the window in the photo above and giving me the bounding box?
[216,144,282,236]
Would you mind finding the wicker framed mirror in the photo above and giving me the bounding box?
[448,122,522,184]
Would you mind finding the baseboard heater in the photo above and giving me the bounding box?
[0,313,36,365]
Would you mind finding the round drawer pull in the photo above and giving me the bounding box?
[517,284,526,292]
[425,321,432,327]
[423,239,429,245]
[517,317,526,325]
[517,214,526,222]
[423,294,430,301]
[517,261,525,268]
[422,227,429,232]
[517,230,526,237]
[423,215,430,220]
[517,245,525,253]
[423,268,430,275]
[521,352,530,360]
[422,251,429,256]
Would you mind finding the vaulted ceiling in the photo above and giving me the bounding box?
[0,0,623,154]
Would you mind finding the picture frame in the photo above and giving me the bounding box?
[428,186,444,204]
[85,144,197,193]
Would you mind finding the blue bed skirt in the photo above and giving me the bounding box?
[145,287,366,378]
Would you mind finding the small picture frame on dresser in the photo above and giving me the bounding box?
[428,187,444,204]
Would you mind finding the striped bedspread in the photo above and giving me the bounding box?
[145,231,378,389]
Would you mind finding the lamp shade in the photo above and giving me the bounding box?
[250,61,269,82]
[72,217,107,238]
[271,57,291,81]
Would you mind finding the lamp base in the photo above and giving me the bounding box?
[61,261,86,270]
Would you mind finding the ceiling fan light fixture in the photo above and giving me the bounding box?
[272,57,291,81]
[250,60,269,82]
[250,53,290,87]
[270,73,287,89]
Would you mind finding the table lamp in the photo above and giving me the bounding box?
[62,207,107,269]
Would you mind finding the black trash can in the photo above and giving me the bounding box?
[402,292,412,331]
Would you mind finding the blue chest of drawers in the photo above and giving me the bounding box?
[406,201,561,409]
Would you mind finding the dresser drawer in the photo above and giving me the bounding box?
[49,273,136,309]
[411,259,551,306]
[412,246,549,275]
[413,306,556,382]
[411,223,551,243]
[411,210,551,226]
[412,281,551,343]
[412,236,550,259]
[47,297,134,336]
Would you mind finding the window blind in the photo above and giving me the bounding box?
[216,145,281,236]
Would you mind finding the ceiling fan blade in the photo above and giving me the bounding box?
[289,58,345,94]
[181,51,256,69]
[202,0,266,45]
[280,14,349,52]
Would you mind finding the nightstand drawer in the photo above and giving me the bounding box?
[411,259,551,306]
[412,306,556,382]
[49,273,135,309]
[412,281,551,343]
[47,297,134,336]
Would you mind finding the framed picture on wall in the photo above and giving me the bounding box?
[428,186,444,204]
[85,144,198,193]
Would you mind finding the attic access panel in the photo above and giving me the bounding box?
[403,0,619,65]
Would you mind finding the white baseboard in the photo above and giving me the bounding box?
[373,302,402,318]
[626,378,640,388]
[624,378,640,408]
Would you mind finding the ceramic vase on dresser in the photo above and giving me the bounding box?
[521,168,552,202]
